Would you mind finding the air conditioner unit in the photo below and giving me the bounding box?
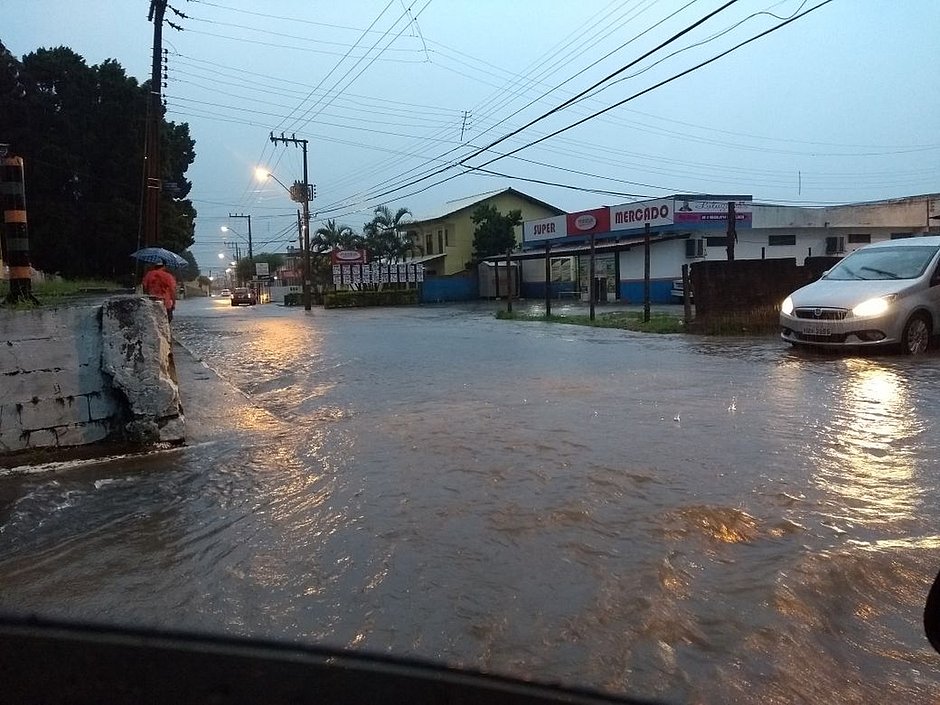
[825,236,845,255]
[685,239,704,258]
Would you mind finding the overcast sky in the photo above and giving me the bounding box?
[5,1,939,270]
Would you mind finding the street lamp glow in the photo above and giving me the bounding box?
[218,252,225,260]
[254,167,270,182]
[221,226,230,233]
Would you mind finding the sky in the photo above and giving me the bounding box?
[4,0,939,271]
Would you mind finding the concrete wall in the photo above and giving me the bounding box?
[1,296,184,456]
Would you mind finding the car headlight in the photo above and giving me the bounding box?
[781,296,794,315]
[852,296,894,318]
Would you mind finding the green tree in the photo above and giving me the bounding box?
[0,43,196,282]
[362,205,413,262]
[313,219,361,253]
[470,204,522,263]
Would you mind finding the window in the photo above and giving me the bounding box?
[425,233,433,255]
[768,234,795,246]
[444,228,450,247]
[705,236,727,247]
[891,232,914,240]
[847,233,870,244]
[438,229,444,253]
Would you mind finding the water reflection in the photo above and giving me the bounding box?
[812,359,923,527]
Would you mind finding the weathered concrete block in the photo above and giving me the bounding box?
[1,366,107,402]
[100,296,184,444]
[0,296,184,455]
[0,396,90,431]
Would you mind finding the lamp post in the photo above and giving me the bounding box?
[256,166,311,310]
[260,132,313,311]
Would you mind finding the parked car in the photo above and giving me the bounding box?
[219,288,231,298]
[780,236,940,354]
[230,287,256,306]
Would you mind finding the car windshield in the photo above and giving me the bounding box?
[826,245,938,280]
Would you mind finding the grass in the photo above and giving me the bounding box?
[496,309,686,334]
[0,278,126,307]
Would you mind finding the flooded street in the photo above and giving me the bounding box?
[3,297,940,704]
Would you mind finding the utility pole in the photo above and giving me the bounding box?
[270,132,312,311]
[143,0,167,250]
[228,213,253,261]
[589,231,596,322]
[643,222,651,323]
[726,201,737,261]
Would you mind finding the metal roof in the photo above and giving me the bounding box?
[409,188,565,224]
[493,232,690,261]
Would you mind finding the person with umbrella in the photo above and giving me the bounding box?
[142,262,178,323]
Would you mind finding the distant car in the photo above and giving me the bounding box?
[780,236,940,354]
[231,287,256,306]
[220,288,231,298]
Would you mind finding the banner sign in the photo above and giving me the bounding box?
[333,263,424,286]
[523,215,567,244]
[610,198,673,231]
[331,248,369,265]
[673,198,752,228]
[565,207,610,237]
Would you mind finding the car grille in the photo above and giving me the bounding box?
[794,307,848,320]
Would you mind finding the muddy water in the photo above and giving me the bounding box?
[3,300,940,704]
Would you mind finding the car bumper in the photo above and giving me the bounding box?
[779,311,900,347]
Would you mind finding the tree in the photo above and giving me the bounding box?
[313,219,361,253]
[362,205,413,262]
[470,205,522,264]
[0,44,197,283]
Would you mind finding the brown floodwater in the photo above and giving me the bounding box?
[2,299,940,704]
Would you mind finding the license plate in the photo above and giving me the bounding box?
[804,324,831,336]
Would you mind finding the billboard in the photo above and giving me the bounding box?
[610,198,673,231]
[565,207,610,237]
[673,198,752,228]
[522,214,567,244]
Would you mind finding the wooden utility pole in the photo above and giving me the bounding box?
[682,263,692,325]
[643,222,651,322]
[589,231,596,322]
[726,201,737,261]
[505,249,513,313]
[143,0,167,249]
[544,242,551,318]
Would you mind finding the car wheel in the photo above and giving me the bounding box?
[901,313,931,355]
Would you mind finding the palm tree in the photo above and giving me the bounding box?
[313,219,361,253]
[363,205,413,263]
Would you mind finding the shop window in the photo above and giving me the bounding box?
[705,236,727,247]
[768,234,795,246]
[847,233,870,244]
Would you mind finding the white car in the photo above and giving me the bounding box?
[780,236,940,354]
[220,288,231,298]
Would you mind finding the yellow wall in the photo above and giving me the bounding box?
[411,192,561,276]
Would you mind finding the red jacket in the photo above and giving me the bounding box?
[142,268,177,311]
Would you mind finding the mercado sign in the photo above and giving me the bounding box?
[610,198,673,231]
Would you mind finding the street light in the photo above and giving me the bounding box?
[256,166,312,311]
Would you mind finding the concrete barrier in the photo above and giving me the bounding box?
[0,295,184,456]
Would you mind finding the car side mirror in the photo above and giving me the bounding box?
[925,568,940,652]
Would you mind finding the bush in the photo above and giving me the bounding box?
[324,289,419,309]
